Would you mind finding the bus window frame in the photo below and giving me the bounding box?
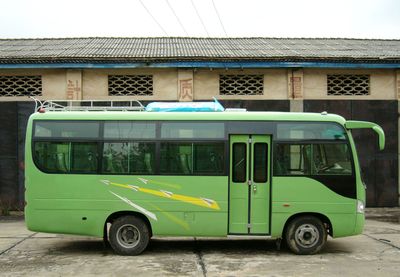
[159,140,227,176]
[32,140,102,175]
[31,119,352,177]
[31,120,228,176]
[274,121,348,141]
[33,120,102,140]
[100,140,158,175]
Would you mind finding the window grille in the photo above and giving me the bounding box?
[108,75,153,96]
[0,76,42,97]
[327,75,370,96]
[219,75,263,95]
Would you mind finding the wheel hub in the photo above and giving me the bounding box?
[295,224,319,248]
[117,224,140,248]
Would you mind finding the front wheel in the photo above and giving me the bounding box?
[285,216,327,255]
[109,216,150,255]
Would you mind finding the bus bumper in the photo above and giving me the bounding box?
[353,213,365,235]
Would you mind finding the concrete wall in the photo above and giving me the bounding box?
[0,67,398,207]
[194,69,288,100]
[1,68,397,101]
[83,68,178,101]
[303,69,397,100]
[0,69,67,101]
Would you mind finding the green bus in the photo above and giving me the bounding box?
[25,103,385,255]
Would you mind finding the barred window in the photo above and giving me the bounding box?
[327,75,370,96]
[0,76,42,97]
[219,75,263,95]
[108,75,153,96]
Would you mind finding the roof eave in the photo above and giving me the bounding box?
[1,59,400,69]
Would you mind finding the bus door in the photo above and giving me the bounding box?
[229,135,271,234]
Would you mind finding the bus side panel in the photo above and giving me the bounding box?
[348,130,367,235]
[271,177,358,238]
[25,172,228,237]
[25,208,106,237]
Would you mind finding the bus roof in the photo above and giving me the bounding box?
[29,111,347,125]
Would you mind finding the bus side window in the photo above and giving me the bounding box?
[313,144,353,175]
[33,142,70,173]
[274,143,353,176]
[178,145,192,174]
[102,142,126,173]
[193,144,224,174]
[273,144,287,175]
[143,152,153,174]
[274,144,309,175]
[159,143,192,174]
[56,152,68,172]
[71,143,98,173]
[102,142,156,175]
[131,142,156,174]
[301,144,312,175]
[160,142,225,175]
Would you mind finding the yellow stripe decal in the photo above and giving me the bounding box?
[138,177,181,189]
[149,203,190,230]
[104,180,220,210]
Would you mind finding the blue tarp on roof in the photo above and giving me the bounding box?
[145,100,224,112]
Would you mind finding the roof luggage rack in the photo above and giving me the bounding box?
[30,97,145,112]
[29,97,231,113]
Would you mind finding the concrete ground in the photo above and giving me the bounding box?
[0,210,399,277]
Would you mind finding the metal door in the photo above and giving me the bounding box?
[228,135,270,234]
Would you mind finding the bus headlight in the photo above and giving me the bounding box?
[357,200,365,214]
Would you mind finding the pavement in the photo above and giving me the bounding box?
[0,209,399,277]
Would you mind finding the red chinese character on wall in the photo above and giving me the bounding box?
[66,80,81,100]
[179,79,193,101]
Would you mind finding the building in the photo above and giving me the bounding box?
[0,37,399,209]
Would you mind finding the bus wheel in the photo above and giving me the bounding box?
[109,216,150,255]
[285,216,327,255]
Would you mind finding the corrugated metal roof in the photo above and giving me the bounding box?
[0,37,399,64]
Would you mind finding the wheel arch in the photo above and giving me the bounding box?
[282,212,333,238]
[104,210,153,238]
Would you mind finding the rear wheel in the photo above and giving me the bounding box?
[109,216,150,255]
[285,216,327,255]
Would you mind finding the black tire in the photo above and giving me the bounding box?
[285,216,327,255]
[109,216,150,255]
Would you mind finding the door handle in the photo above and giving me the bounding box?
[253,184,257,193]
